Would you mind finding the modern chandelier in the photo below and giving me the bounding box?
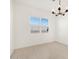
[52,0,68,16]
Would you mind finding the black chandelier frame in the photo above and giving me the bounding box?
[52,0,68,16]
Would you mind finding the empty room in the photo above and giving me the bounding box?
[10,0,68,59]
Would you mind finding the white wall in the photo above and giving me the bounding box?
[55,15,68,45]
[13,3,56,49]
[12,0,68,50]
[10,34,14,55]
[10,0,14,55]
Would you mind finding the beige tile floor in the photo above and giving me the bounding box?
[11,41,68,59]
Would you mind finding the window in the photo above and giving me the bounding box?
[29,16,49,33]
[41,18,48,33]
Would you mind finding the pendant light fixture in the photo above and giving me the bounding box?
[52,0,68,16]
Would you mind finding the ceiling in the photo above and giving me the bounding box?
[15,0,68,12]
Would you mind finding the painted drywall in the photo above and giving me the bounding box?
[55,15,68,45]
[12,0,68,50]
[13,2,56,49]
[10,4,14,55]
[10,0,14,55]
[10,35,14,55]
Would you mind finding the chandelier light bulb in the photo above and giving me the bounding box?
[52,9,55,14]
[52,9,54,11]
[58,5,61,7]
